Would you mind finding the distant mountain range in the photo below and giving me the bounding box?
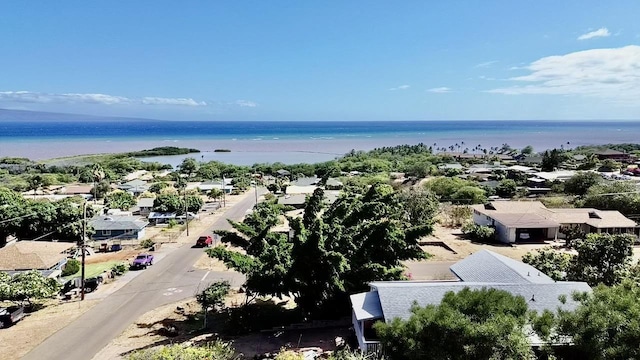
[0,108,158,122]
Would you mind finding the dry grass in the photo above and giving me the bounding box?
[0,299,98,360]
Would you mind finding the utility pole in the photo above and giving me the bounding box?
[253,181,258,204]
[80,201,87,301]
[222,175,226,207]
[184,184,189,236]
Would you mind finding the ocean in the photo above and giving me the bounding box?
[0,120,638,165]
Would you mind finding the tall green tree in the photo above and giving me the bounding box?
[568,233,634,286]
[563,172,600,196]
[556,281,640,360]
[0,188,27,247]
[375,288,534,360]
[105,190,136,210]
[179,157,198,178]
[579,181,640,216]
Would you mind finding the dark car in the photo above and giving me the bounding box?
[0,305,25,328]
[61,277,101,295]
[130,254,154,269]
[196,235,213,247]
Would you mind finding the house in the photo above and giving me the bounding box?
[89,216,148,241]
[472,201,637,243]
[532,170,576,182]
[325,178,343,190]
[188,180,234,194]
[276,169,291,177]
[62,184,94,198]
[134,197,155,216]
[147,212,198,225]
[117,179,148,196]
[0,241,75,278]
[350,250,591,353]
[594,149,634,162]
[278,194,307,209]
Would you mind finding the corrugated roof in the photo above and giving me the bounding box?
[371,281,591,322]
[450,250,554,284]
[0,241,74,270]
[350,291,384,321]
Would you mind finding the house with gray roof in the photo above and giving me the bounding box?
[89,216,148,241]
[349,250,591,353]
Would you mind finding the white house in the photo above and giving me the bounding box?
[472,201,637,243]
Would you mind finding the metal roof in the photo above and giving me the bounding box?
[90,216,148,230]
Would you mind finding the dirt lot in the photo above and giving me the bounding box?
[0,299,98,360]
[420,224,552,261]
[93,294,348,360]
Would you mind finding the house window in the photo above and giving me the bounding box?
[125,229,135,235]
[102,230,111,236]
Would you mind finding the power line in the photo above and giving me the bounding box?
[0,212,37,224]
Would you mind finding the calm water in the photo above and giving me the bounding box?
[0,120,638,163]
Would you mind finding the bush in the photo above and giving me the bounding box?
[462,223,495,242]
[139,239,155,249]
[111,263,128,276]
[127,341,238,360]
[62,259,80,277]
[167,219,178,228]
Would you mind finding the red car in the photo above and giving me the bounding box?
[196,235,213,247]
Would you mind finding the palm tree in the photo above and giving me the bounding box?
[28,174,43,199]
[92,164,105,202]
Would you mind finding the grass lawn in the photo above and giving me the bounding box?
[63,260,123,281]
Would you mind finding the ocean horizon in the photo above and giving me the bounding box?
[1,120,639,164]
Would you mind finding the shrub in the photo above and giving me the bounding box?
[139,239,155,249]
[111,263,128,276]
[167,219,178,228]
[127,341,238,360]
[462,223,495,242]
[62,259,80,277]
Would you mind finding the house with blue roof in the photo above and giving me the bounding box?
[349,250,591,353]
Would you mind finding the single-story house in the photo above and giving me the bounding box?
[278,194,307,209]
[594,149,634,162]
[325,178,343,190]
[472,201,638,243]
[187,181,234,194]
[117,179,149,196]
[292,177,319,186]
[62,184,94,197]
[134,197,155,216]
[532,170,576,182]
[350,250,591,353]
[89,216,148,241]
[0,241,75,278]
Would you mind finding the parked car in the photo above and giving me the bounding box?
[61,276,102,295]
[196,235,213,247]
[131,254,154,269]
[0,305,25,328]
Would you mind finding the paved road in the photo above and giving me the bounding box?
[23,191,263,360]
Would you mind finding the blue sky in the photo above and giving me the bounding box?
[1,1,639,121]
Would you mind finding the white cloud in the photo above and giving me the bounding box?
[142,97,206,106]
[427,87,451,93]
[0,91,207,107]
[487,45,640,103]
[234,100,258,107]
[475,60,497,68]
[389,84,410,91]
[577,27,611,40]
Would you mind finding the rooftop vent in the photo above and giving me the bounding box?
[588,211,601,219]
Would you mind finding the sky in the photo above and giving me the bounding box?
[1,1,639,121]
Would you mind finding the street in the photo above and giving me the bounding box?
[23,191,261,360]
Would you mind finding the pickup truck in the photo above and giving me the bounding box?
[0,305,25,328]
[130,254,154,269]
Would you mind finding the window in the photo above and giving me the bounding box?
[102,230,111,236]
